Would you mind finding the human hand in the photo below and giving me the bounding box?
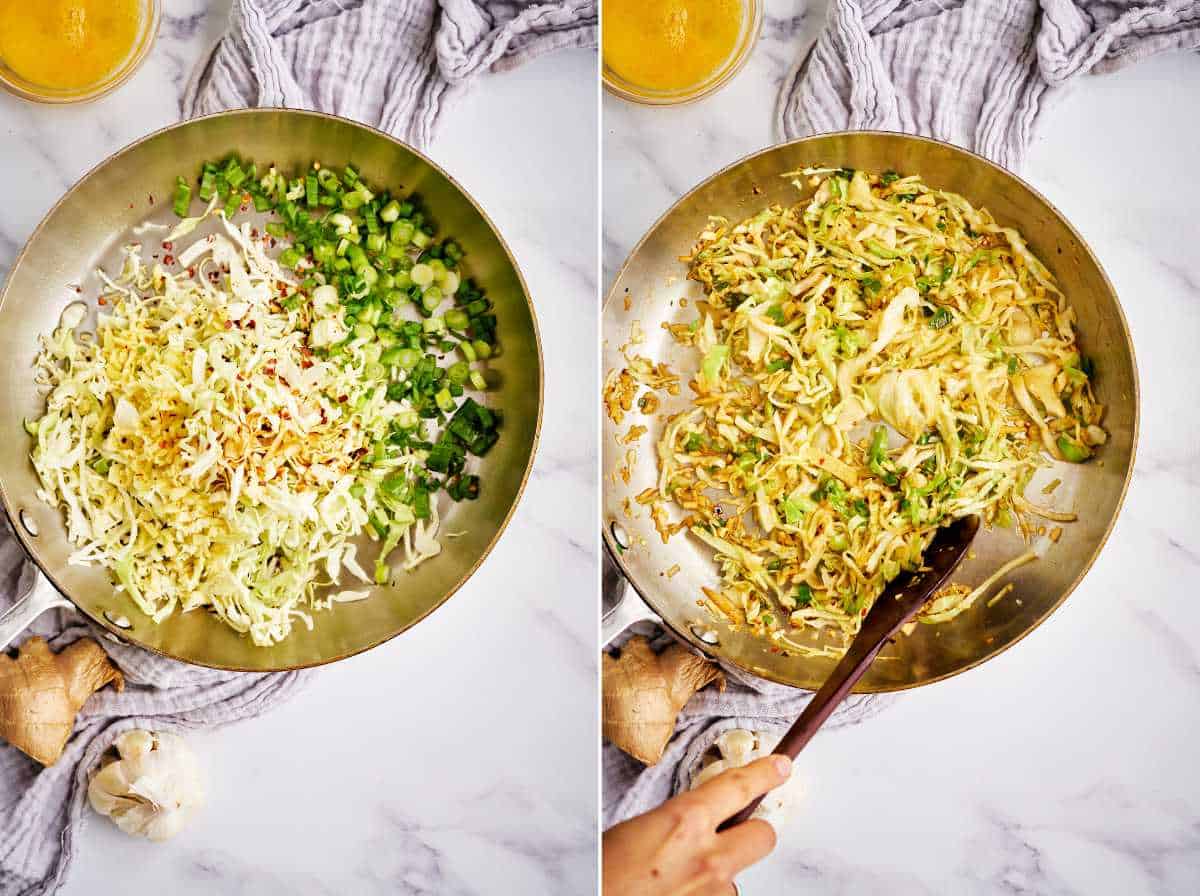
[602,754,791,896]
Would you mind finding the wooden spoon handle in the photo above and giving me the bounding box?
[713,516,978,832]
[715,625,891,831]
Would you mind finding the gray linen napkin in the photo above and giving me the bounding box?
[0,526,308,896]
[602,623,890,829]
[779,0,1200,171]
[183,0,598,147]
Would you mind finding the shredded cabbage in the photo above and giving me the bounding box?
[655,169,1105,654]
[30,216,442,646]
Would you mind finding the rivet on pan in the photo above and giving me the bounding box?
[18,510,38,537]
[104,611,132,630]
[692,625,720,646]
[610,521,630,552]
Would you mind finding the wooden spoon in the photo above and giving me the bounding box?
[717,514,980,831]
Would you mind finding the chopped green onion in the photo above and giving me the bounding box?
[198,168,217,201]
[701,346,729,385]
[1057,435,1092,463]
[379,199,401,222]
[172,176,192,218]
[411,263,434,287]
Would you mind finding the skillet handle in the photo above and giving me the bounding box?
[0,572,73,650]
[601,545,658,648]
[602,591,658,649]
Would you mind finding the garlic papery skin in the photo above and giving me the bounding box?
[87,730,205,842]
[690,728,803,826]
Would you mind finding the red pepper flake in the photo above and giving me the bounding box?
[246,320,256,329]
[226,320,234,329]
[187,267,196,278]
[162,241,173,251]
[338,395,348,403]
[98,297,107,306]
[147,193,154,205]
[163,255,175,266]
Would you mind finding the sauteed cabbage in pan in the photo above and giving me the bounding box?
[645,169,1105,656]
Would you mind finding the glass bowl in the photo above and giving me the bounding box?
[0,0,161,104]
[602,0,763,106]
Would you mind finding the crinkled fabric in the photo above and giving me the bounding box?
[184,0,598,147]
[0,525,309,896]
[602,621,892,829]
[779,0,1200,170]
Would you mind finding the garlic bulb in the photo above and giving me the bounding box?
[87,730,205,841]
[691,729,803,826]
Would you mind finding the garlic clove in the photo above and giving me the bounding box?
[87,729,205,842]
[715,728,759,766]
[115,729,155,761]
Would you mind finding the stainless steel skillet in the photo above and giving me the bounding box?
[602,132,1138,692]
[0,109,542,671]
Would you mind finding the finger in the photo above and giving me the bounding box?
[683,755,792,825]
[679,824,773,896]
[716,817,778,872]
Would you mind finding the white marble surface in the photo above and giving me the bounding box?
[605,6,1200,894]
[0,6,598,895]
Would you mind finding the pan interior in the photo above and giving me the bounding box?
[0,110,540,671]
[603,132,1136,692]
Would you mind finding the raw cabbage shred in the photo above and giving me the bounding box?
[656,168,1106,655]
[31,218,442,646]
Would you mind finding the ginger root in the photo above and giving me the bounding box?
[0,637,124,766]
[602,636,725,766]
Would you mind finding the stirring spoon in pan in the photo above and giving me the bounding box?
[717,514,980,831]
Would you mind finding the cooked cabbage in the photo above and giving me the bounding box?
[656,169,1105,654]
